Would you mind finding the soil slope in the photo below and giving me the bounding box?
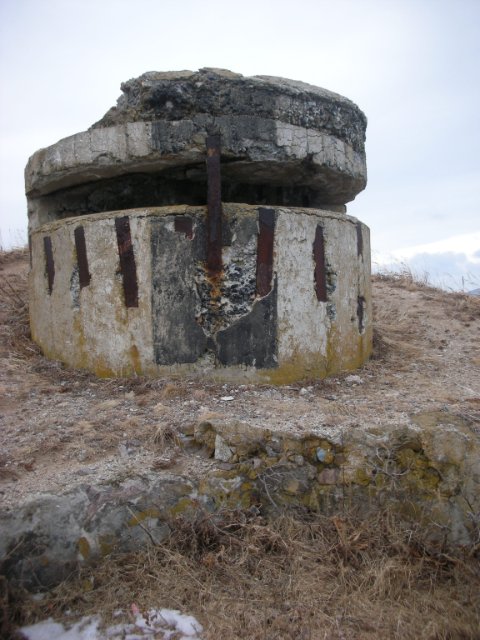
[0,248,479,507]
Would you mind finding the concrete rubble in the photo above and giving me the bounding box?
[26,68,367,228]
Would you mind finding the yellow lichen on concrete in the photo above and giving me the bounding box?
[98,534,116,556]
[77,536,91,560]
[262,353,330,384]
[168,497,199,517]
[127,508,162,527]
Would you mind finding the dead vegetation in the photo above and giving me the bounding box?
[0,247,32,359]
[0,246,29,267]
[372,267,480,324]
[5,508,480,640]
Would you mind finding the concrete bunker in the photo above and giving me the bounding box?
[26,68,372,382]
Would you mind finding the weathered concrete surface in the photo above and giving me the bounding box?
[95,69,366,149]
[29,204,371,382]
[25,69,367,231]
[2,410,478,589]
[0,475,192,589]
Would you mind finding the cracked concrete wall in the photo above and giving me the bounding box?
[29,204,371,382]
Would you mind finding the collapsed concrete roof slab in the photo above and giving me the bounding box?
[25,69,367,231]
[25,70,372,383]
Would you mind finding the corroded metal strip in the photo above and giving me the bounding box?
[114,216,138,308]
[357,296,365,333]
[313,225,327,302]
[256,208,275,297]
[43,236,55,295]
[206,134,222,273]
[74,226,91,289]
[356,221,363,257]
[174,216,193,240]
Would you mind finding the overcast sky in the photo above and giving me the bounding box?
[1,0,479,290]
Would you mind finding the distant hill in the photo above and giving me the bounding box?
[468,287,480,296]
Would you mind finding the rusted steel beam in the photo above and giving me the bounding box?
[313,225,328,302]
[43,236,55,295]
[357,295,365,333]
[256,208,276,297]
[356,221,363,257]
[74,226,91,289]
[206,134,222,273]
[115,216,139,308]
[174,216,193,240]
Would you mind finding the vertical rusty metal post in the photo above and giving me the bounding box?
[43,236,55,295]
[206,134,222,273]
[356,221,363,257]
[313,225,328,302]
[256,208,275,297]
[115,216,139,308]
[74,226,91,289]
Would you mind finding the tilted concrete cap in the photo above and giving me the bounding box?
[25,69,367,231]
[26,70,372,383]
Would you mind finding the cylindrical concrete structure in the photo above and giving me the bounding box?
[26,69,372,382]
[29,204,371,382]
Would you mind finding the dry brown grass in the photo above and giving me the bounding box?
[5,509,480,640]
[0,246,29,267]
[370,268,480,374]
[0,261,31,358]
[372,268,480,323]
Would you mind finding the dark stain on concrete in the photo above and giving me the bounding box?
[216,280,278,369]
[151,211,278,369]
[151,216,207,365]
